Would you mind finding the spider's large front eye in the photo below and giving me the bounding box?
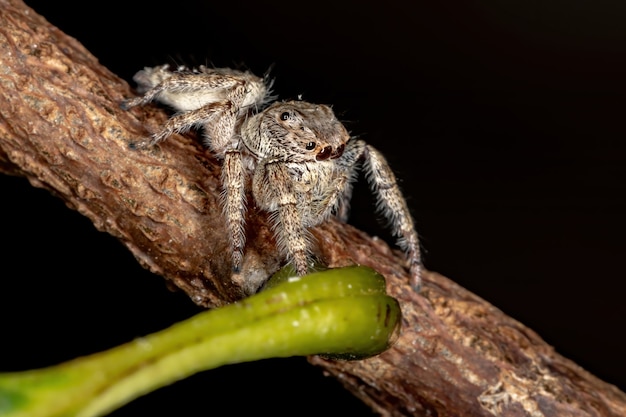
[305,142,316,150]
[280,112,291,121]
[316,146,332,161]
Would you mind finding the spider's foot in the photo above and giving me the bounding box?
[409,263,422,292]
[294,263,310,277]
[128,138,154,150]
[120,98,142,111]
[231,252,244,274]
[130,130,173,149]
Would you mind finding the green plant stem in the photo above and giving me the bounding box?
[0,266,401,417]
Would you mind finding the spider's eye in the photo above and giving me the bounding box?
[305,142,316,150]
[316,146,332,161]
[280,112,290,121]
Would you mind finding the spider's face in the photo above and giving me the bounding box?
[260,101,350,162]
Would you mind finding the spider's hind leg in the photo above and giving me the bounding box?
[123,65,267,151]
[130,101,227,149]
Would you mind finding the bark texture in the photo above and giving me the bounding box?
[1,1,625,416]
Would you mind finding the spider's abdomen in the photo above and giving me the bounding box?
[131,65,268,114]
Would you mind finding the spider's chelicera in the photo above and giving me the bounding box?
[122,64,422,290]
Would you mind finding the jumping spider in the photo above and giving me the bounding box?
[123,64,422,290]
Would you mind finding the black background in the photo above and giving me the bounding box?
[3,1,626,415]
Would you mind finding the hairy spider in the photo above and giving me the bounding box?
[123,64,422,290]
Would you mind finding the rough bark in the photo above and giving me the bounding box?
[1,1,625,416]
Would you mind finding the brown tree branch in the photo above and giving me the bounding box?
[1,1,624,416]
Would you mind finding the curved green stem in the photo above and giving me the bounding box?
[0,266,401,417]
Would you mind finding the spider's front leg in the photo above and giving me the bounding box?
[253,161,312,276]
[350,140,423,290]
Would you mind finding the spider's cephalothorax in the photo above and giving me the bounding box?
[123,64,423,290]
